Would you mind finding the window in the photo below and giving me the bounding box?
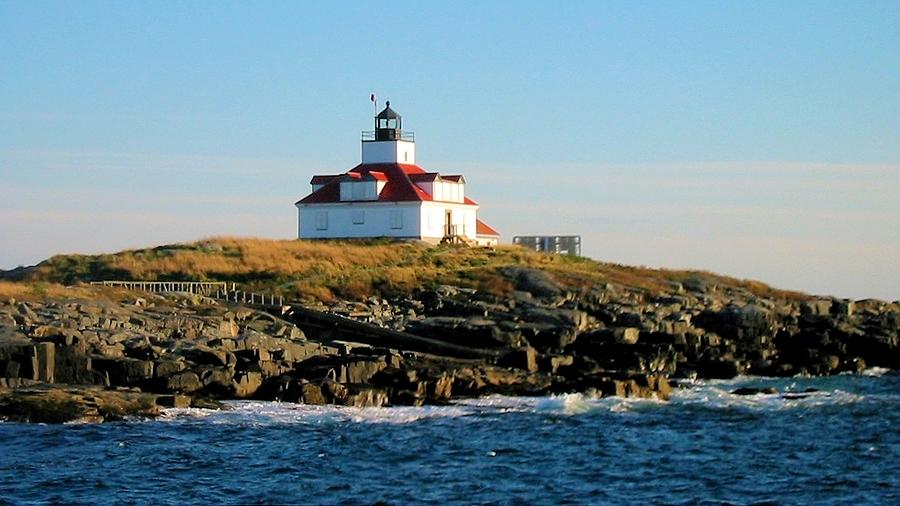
[352,210,365,224]
[390,209,403,229]
[315,211,328,230]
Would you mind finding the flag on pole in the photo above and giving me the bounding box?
[370,93,376,103]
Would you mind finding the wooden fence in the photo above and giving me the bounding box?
[90,280,284,307]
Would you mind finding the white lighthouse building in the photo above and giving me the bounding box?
[295,102,500,246]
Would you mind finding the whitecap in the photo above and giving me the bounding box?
[534,393,594,415]
[159,400,476,426]
[861,366,891,377]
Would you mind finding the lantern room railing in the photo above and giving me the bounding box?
[361,130,415,141]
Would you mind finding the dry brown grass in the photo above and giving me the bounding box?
[0,281,31,300]
[9,237,811,303]
[0,281,119,302]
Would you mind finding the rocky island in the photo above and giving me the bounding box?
[1,238,897,423]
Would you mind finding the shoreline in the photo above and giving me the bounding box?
[2,279,897,423]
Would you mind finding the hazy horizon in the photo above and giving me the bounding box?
[1,2,898,300]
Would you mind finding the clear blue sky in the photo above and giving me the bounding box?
[1,1,898,300]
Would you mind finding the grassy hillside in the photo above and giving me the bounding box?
[1,237,808,303]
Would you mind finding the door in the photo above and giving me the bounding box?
[444,210,452,237]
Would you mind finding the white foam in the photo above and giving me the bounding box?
[861,367,891,377]
[160,400,476,426]
[534,393,595,415]
[154,374,893,425]
[669,379,867,411]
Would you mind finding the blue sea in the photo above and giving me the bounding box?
[2,372,898,505]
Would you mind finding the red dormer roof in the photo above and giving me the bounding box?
[476,219,500,237]
[296,163,479,205]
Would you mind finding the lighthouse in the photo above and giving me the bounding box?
[362,101,416,164]
[295,102,500,246]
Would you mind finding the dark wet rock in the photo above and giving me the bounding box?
[0,385,161,423]
[556,373,672,400]
[731,387,778,396]
[343,385,389,407]
[198,366,235,396]
[512,306,590,350]
[695,358,744,379]
[232,371,262,398]
[781,390,821,400]
[300,382,327,404]
[154,359,187,378]
[183,346,233,368]
[155,394,192,408]
[542,354,574,374]
[694,304,774,341]
[801,299,834,316]
[292,354,388,384]
[320,379,349,403]
[498,346,538,372]
[163,371,203,393]
[405,316,521,348]
[91,358,154,386]
[1,275,897,421]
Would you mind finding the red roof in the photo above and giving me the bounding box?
[476,219,500,237]
[296,163,480,205]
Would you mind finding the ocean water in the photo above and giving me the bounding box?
[2,372,898,505]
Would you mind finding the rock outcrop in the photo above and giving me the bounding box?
[1,272,897,423]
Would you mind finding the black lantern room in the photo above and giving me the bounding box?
[375,101,402,140]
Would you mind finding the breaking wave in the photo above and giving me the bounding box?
[156,370,896,426]
[3,373,898,505]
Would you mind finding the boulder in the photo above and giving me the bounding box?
[16,303,38,323]
[513,306,590,349]
[501,267,562,298]
[405,316,519,348]
[542,354,574,374]
[342,386,388,407]
[693,304,773,341]
[91,358,154,386]
[232,371,262,398]
[832,300,855,317]
[320,379,348,403]
[428,374,453,400]
[695,358,743,379]
[800,299,833,317]
[164,371,203,393]
[199,367,236,395]
[0,386,161,423]
[155,394,192,408]
[344,357,387,383]
[183,346,232,368]
[614,327,640,345]
[154,359,186,378]
[300,382,327,405]
[498,347,538,372]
